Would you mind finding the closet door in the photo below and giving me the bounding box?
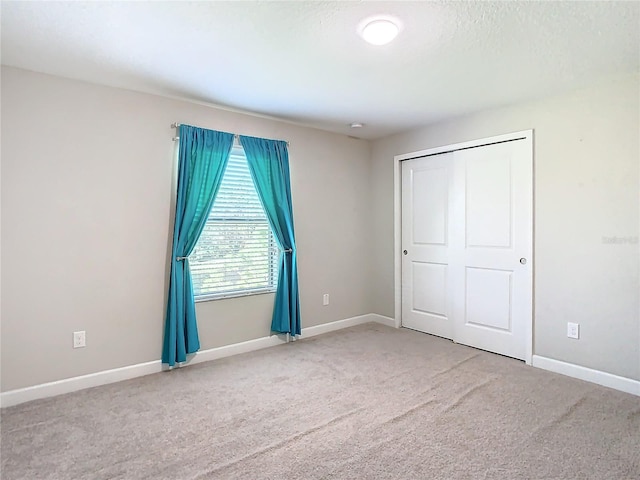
[401,138,532,360]
[450,140,532,360]
[401,153,454,340]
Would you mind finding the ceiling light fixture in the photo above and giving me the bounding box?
[360,18,400,46]
[350,122,364,128]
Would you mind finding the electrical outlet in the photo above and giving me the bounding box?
[73,331,86,348]
[567,322,579,339]
[322,294,329,306]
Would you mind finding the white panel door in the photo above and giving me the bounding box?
[401,138,532,360]
[401,154,454,339]
[450,140,532,360]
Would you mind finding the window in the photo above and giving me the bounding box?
[190,145,279,300]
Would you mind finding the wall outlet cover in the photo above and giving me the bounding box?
[567,322,580,339]
[73,331,86,348]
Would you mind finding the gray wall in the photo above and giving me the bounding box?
[371,74,640,381]
[1,67,373,391]
[2,67,638,393]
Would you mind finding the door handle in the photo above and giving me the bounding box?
[403,250,408,255]
[519,258,527,265]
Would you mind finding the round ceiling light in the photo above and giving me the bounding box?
[360,18,399,45]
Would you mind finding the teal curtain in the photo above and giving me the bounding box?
[240,135,301,336]
[162,125,234,366]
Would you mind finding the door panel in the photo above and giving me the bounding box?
[464,267,512,331]
[466,154,512,248]
[412,168,448,245]
[413,262,447,316]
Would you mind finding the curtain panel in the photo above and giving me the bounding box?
[240,135,301,336]
[162,125,234,366]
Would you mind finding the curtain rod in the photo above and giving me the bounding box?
[171,123,290,146]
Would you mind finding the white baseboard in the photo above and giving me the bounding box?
[0,360,164,409]
[182,333,287,367]
[532,355,640,397]
[367,314,396,328]
[0,313,394,408]
[301,313,395,338]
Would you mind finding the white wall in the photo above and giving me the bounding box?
[371,74,640,381]
[0,67,373,392]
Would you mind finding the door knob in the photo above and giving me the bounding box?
[519,258,527,265]
[403,250,408,255]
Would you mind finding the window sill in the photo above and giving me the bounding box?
[195,288,277,303]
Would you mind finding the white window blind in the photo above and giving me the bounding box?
[190,146,279,299]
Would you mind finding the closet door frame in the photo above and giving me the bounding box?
[392,130,534,365]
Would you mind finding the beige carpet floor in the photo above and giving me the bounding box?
[1,323,639,480]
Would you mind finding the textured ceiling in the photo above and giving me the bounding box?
[1,1,639,139]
